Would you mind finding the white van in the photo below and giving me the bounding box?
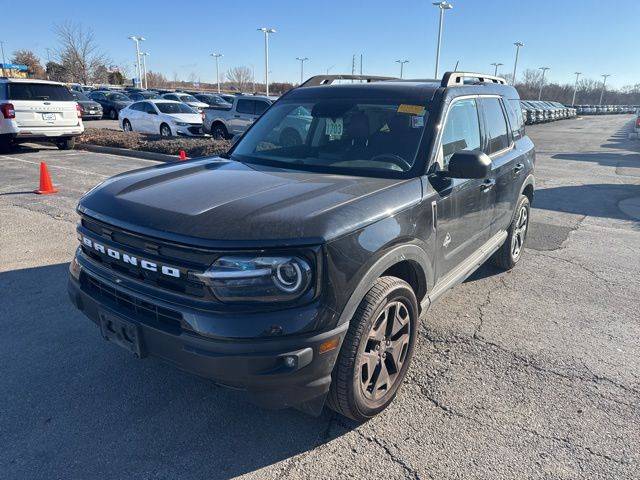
[0,78,84,151]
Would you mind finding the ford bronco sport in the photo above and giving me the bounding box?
[68,72,534,421]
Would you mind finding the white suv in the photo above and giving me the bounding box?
[0,78,84,152]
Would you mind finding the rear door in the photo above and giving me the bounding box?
[429,97,495,279]
[9,82,78,128]
[479,97,520,234]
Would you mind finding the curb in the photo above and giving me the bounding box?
[77,143,181,163]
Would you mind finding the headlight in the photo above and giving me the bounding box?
[174,121,189,126]
[197,254,313,303]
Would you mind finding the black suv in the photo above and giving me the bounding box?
[68,72,535,421]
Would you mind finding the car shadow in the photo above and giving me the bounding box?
[1,262,354,479]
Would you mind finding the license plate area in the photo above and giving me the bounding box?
[99,310,145,358]
[42,112,56,121]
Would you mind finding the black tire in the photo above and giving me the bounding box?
[109,109,118,120]
[160,123,172,137]
[210,122,228,140]
[122,119,132,132]
[327,276,418,422]
[0,135,12,153]
[492,194,530,270]
[279,128,302,147]
[56,137,75,150]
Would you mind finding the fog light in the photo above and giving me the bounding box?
[283,356,296,368]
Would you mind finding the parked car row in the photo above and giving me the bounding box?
[574,105,636,115]
[519,100,577,125]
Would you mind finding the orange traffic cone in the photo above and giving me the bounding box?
[178,150,188,161]
[35,162,58,195]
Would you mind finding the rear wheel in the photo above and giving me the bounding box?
[108,109,118,120]
[56,137,75,150]
[492,194,530,270]
[0,134,12,153]
[327,276,418,422]
[211,122,228,140]
[122,119,132,132]
[160,123,172,137]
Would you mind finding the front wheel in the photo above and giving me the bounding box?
[160,123,172,137]
[327,276,418,422]
[492,194,530,270]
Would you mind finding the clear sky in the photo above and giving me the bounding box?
[2,0,638,88]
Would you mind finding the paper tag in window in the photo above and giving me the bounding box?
[411,115,424,128]
[397,104,425,115]
[325,118,343,137]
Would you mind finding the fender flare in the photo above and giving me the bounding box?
[336,244,433,326]
[519,174,535,199]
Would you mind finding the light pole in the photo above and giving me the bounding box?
[326,64,335,75]
[210,53,223,93]
[296,57,308,84]
[395,59,409,78]
[432,1,453,79]
[490,62,504,76]
[537,66,550,100]
[128,35,145,87]
[0,41,6,77]
[571,72,581,106]
[599,74,611,105]
[140,52,149,89]
[257,27,276,96]
[511,41,524,85]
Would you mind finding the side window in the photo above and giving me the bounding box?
[440,98,481,167]
[144,102,157,114]
[505,99,524,140]
[236,99,254,114]
[481,98,510,154]
[129,102,141,111]
[255,101,270,115]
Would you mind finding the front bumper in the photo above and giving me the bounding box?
[67,259,346,413]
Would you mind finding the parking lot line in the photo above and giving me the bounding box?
[2,154,110,178]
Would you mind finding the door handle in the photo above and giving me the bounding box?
[513,163,525,174]
[234,115,240,118]
[480,179,495,193]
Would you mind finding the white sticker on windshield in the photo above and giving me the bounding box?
[325,118,344,137]
[411,115,424,128]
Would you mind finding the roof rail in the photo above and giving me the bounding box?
[300,74,397,88]
[441,71,506,87]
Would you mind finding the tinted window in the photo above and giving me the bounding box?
[156,102,195,114]
[8,83,74,101]
[482,98,510,154]
[129,102,144,111]
[440,98,481,167]
[237,99,254,114]
[72,91,90,101]
[108,93,130,102]
[143,102,157,114]
[506,99,525,140]
[255,101,270,115]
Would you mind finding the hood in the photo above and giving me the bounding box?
[79,158,422,248]
[163,113,202,123]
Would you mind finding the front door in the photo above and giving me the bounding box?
[429,97,496,281]
[230,99,257,134]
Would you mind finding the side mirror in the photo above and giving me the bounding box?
[447,150,491,179]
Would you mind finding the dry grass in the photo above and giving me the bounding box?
[78,128,231,157]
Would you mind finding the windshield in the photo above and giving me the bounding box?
[156,102,196,114]
[231,97,427,177]
[108,93,131,102]
[178,94,199,103]
[8,83,74,101]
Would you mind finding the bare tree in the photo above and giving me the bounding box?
[11,50,46,78]
[147,71,169,88]
[54,21,110,84]
[226,66,253,91]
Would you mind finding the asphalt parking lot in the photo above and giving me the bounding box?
[1,115,639,479]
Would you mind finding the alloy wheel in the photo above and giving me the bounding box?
[511,205,528,259]
[359,301,411,401]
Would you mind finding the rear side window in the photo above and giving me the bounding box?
[506,99,525,140]
[255,101,270,115]
[481,98,510,154]
[8,83,74,101]
[440,98,481,167]
[129,102,144,111]
[237,99,254,114]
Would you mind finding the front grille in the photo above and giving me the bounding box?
[188,125,202,134]
[82,273,183,334]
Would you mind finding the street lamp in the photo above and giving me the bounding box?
[571,72,582,106]
[395,59,409,79]
[128,35,145,87]
[599,74,611,105]
[140,52,149,89]
[490,62,504,76]
[432,1,453,79]
[257,27,276,96]
[210,53,223,93]
[511,41,524,85]
[537,66,550,100]
[326,64,335,75]
[296,56,309,84]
